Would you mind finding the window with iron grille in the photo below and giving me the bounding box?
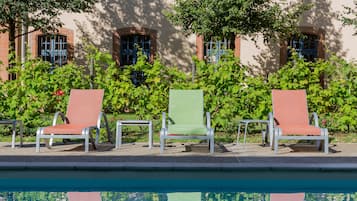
[120,34,150,66]
[204,38,231,63]
[288,34,318,62]
[38,34,68,66]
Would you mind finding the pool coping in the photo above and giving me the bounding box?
[0,156,357,171]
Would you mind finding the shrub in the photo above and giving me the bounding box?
[0,59,89,130]
[91,48,189,120]
[193,52,246,132]
[268,53,357,132]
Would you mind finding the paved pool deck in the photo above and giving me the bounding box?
[0,141,356,171]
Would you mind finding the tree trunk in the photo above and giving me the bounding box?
[8,19,16,80]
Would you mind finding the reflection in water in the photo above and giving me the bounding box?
[270,193,305,201]
[0,192,356,201]
[68,192,102,201]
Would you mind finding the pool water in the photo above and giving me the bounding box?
[0,169,356,200]
[0,192,356,201]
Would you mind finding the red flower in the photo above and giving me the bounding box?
[54,89,65,96]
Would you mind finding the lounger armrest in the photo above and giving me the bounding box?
[206,112,211,129]
[162,112,167,129]
[97,112,112,143]
[52,112,68,126]
[310,112,319,127]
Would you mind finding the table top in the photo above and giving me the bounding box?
[117,120,151,124]
[238,119,269,124]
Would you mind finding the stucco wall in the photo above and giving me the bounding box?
[2,0,357,79]
[58,0,196,70]
[239,0,357,75]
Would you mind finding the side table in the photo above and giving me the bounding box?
[237,119,269,145]
[116,120,153,149]
[0,120,24,148]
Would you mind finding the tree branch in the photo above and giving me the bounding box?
[15,28,40,38]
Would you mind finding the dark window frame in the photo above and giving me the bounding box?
[288,33,318,62]
[280,27,325,66]
[113,27,157,66]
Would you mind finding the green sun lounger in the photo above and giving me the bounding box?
[160,89,214,153]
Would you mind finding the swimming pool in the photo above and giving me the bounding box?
[1,168,357,192]
[1,155,357,200]
[0,191,356,201]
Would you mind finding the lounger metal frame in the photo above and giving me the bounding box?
[269,112,329,154]
[36,111,110,153]
[160,112,214,154]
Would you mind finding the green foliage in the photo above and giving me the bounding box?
[0,0,97,34]
[127,53,189,120]
[0,59,89,129]
[193,52,245,132]
[0,44,356,138]
[239,75,271,120]
[165,0,311,41]
[90,46,189,120]
[0,0,97,63]
[268,53,357,132]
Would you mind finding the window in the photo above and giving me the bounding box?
[288,34,318,62]
[204,38,231,63]
[38,34,68,66]
[120,34,151,66]
[280,27,325,65]
[113,27,157,66]
[196,35,240,62]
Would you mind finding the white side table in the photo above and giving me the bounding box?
[237,119,269,145]
[0,120,24,148]
[116,120,153,149]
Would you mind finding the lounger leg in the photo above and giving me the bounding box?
[49,134,54,147]
[209,131,214,154]
[36,129,41,153]
[236,123,241,145]
[85,135,89,153]
[149,121,153,149]
[324,129,329,154]
[11,121,16,148]
[269,128,274,147]
[274,136,278,154]
[160,137,164,153]
[19,120,23,147]
[116,121,122,149]
[243,122,248,144]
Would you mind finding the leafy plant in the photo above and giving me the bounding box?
[0,59,89,130]
[193,51,245,132]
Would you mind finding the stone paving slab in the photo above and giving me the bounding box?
[0,142,356,171]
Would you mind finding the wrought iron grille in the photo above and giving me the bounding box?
[120,34,151,66]
[38,34,68,66]
[288,34,318,62]
[204,38,231,63]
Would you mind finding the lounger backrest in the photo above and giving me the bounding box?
[272,89,309,126]
[66,89,104,125]
[168,89,204,125]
